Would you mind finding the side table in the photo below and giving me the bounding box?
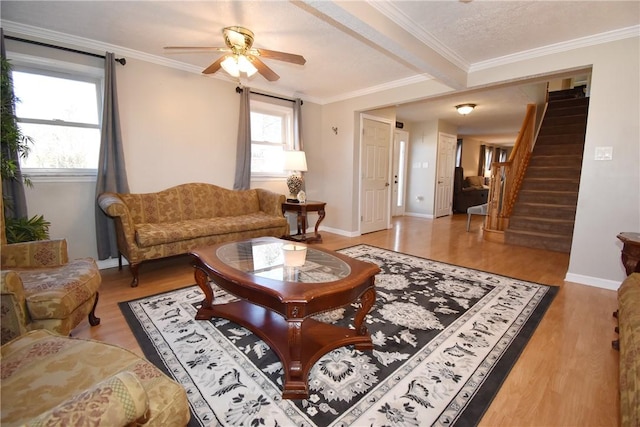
[617,232,640,275]
[282,201,326,243]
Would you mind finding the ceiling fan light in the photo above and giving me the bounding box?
[237,55,258,77]
[220,54,258,78]
[221,55,240,77]
[456,103,476,115]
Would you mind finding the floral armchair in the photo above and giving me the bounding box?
[1,329,190,426]
[1,192,101,344]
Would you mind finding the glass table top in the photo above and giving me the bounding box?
[216,240,351,283]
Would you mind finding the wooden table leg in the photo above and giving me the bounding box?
[282,319,308,399]
[353,286,376,350]
[194,266,216,320]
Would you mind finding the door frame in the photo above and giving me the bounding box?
[359,113,394,234]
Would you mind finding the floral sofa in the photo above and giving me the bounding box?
[618,272,640,427]
[98,183,288,286]
[1,329,190,426]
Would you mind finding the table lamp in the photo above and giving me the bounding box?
[284,150,307,202]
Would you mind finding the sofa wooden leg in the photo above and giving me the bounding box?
[130,263,140,287]
[88,292,101,326]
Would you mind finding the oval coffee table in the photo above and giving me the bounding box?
[189,237,380,399]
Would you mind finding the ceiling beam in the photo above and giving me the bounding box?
[296,0,468,90]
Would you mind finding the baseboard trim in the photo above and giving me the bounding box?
[319,226,359,238]
[404,212,434,219]
[564,273,621,291]
[97,257,127,270]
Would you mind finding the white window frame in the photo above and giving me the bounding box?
[7,52,104,182]
[250,99,294,180]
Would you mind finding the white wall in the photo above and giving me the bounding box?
[405,119,438,216]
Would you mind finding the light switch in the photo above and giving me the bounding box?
[595,146,613,161]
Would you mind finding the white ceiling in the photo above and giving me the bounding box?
[1,1,638,144]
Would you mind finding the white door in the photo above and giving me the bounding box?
[435,132,457,218]
[392,130,409,217]
[361,117,391,234]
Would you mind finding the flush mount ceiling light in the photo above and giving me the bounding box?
[456,103,476,115]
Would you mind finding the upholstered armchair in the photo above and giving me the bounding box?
[1,192,101,343]
[1,329,190,426]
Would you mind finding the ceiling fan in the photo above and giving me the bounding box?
[164,26,306,81]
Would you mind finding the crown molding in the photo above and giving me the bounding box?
[470,25,640,73]
[1,20,209,75]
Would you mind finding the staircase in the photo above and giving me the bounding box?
[504,92,589,253]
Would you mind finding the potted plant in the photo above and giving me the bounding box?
[1,56,50,242]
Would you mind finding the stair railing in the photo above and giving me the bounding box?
[485,104,537,235]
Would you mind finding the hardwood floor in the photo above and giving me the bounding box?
[73,214,620,426]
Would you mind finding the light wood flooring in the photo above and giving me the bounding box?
[73,214,620,427]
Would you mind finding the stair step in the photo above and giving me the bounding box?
[505,229,572,253]
[543,115,588,127]
[511,202,576,220]
[520,178,580,192]
[538,123,587,136]
[548,86,586,101]
[526,166,582,179]
[528,154,583,168]
[536,134,586,146]
[549,96,589,107]
[533,142,584,155]
[517,189,578,205]
[509,216,576,234]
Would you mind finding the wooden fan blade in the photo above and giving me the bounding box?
[249,56,279,81]
[202,56,226,75]
[254,48,306,65]
[164,46,229,52]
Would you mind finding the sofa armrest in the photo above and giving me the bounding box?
[98,193,136,249]
[1,239,68,268]
[1,271,30,344]
[26,371,150,427]
[256,188,286,217]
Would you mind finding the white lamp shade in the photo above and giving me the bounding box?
[221,54,258,78]
[284,151,308,172]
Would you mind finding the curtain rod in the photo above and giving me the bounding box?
[4,35,126,65]
[235,86,302,105]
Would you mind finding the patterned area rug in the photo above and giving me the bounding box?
[120,245,557,427]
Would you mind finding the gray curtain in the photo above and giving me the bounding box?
[95,52,129,260]
[233,87,251,190]
[1,28,28,219]
[292,98,305,191]
[293,98,304,151]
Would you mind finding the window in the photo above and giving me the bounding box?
[250,100,294,178]
[12,66,102,175]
